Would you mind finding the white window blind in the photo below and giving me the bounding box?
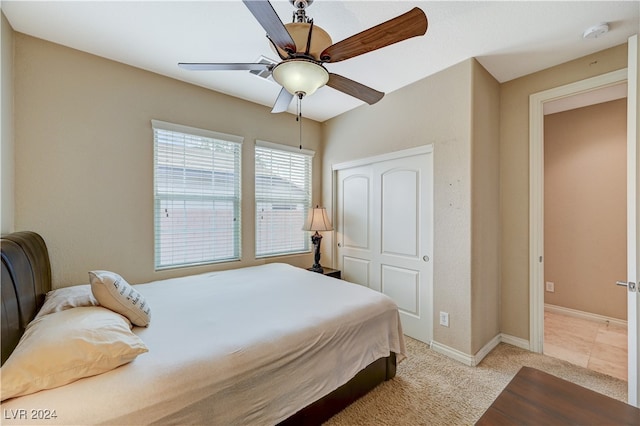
[152,120,242,270]
[255,141,313,258]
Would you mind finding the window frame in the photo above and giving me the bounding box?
[152,120,243,270]
[254,140,314,259]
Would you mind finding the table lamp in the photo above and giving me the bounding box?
[302,206,333,273]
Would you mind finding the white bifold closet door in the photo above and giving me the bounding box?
[335,146,433,344]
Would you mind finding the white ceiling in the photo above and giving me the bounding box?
[2,1,639,122]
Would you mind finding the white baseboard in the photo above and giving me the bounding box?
[430,341,475,366]
[545,303,627,328]
[472,334,502,365]
[431,333,530,366]
[500,333,530,350]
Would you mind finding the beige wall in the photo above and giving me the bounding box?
[470,60,501,353]
[323,58,500,356]
[13,33,321,288]
[500,44,628,339]
[544,99,627,320]
[1,12,14,234]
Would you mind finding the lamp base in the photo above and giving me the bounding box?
[310,231,324,274]
[309,264,324,273]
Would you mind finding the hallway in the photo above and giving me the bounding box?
[544,310,627,381]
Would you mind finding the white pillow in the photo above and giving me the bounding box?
[89,271,151,327]
[1,307,148,401]
[35,284,98,320]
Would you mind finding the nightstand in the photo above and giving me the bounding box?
[308,267,341,279]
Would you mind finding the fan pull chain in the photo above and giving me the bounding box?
[297,93,303,150]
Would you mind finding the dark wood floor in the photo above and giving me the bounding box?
[475,366,640,425]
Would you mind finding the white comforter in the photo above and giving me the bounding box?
[1,263,406,425]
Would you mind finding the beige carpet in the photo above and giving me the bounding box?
[325,337,628,425]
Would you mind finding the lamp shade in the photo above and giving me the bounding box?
[272,59,329,97]
[302,206,333,232]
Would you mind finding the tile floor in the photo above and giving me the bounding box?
[544,310,627,381]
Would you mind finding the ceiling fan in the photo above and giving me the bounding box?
[179,0,428,113]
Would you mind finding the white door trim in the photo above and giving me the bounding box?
[332,145,433,171]
[626,34,638,406]
[529,68,628,354]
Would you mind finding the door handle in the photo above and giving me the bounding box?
[337,243,342,247]
[423,255,429,262]
[617,281,637,292]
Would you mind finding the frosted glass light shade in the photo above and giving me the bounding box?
[302,207,333,232]
[272,59,329,97]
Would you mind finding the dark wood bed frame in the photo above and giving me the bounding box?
[1,231,396,425]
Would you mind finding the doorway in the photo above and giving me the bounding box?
[542,95,627,380]
[531,35,639,406]
[529,67,632,373]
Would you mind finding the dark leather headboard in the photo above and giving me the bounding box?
[1,231,51,365]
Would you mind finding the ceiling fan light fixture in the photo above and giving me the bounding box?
[272,59,329,97]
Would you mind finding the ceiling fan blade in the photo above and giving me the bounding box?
[327,74,384,105]
[271,87,295,113]
[243,0,296,55]
[179,63,272,72]
[320,7,428,63]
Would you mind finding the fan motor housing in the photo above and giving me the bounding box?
[272,22,333,61]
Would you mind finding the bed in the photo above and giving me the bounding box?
[0,231,405,425]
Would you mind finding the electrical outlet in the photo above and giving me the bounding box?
[545,281,555,292]
[439,311,449,327]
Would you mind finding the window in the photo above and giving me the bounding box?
[152,120,242,270]
[255,140,313,257]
